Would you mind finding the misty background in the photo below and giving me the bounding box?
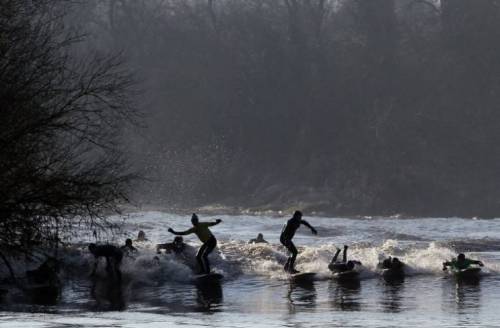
[69,0,500,217]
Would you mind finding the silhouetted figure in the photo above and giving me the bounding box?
[156,236,187,254]
[378,256,405,282]
[88,244,123,281]
[380,257,404,270]
[25,257,60,305]
[443,253,484,271]
[120,238,138,257]
[248,233,268,244]
[328,245,362,272]
[136,230,148,242]
[280,210,317,274]
[168,213,222,274]
[26,257,60,285]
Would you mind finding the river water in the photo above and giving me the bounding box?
[2,212,500,327]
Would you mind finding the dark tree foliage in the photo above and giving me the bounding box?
[76,0,500,217]
[0,0,137,271]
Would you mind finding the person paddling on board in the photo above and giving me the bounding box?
[120,238,138,257]
[280,210,317,274]
[442,253,484,271]
[168,214,221,274]
[156,236,187,254]
[378,256,404,270]
[249,233,268,244]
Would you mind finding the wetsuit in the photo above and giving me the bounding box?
[120,244,137,257]
[172,222,219,274]
[280,216,316,273]
[249,236,268,244]
[157,241,186,254]
[380,257,403,270]
[445,259,480,270]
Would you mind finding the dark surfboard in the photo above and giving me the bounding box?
[452,267,481,280]
[332,270,360,281]
[290,272,316,283]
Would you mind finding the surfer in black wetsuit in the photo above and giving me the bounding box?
[156,236,187,254]
[120,238,138,257]
[379,256,404,270]
[280,210,317,274]
[88,244,123,281]
[249,233,268,244]
[328,245,362,272]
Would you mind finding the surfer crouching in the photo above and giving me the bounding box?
[280,210,317,274]
[168,214,221,274]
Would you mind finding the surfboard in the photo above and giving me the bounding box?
[290,272,316,283]
[452,267,481,279]
[332,270,359,281]
[193,273,224,284]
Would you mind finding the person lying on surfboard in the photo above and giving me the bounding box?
[328,245,362,272]
[378,256,404,270]
[280,210,317,274]
[249,233,268,244]
[442,253,484,271]
[168,214,221,274]
[156,236,187,254]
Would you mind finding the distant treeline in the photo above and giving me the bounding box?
[75,0,500,217]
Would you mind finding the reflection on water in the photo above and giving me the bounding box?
[441,275,482,324]
[195,281,223,313]
[90,274,125,311]
[3,275,500,327]
[381,279,404,313]
[287,280,317,312]
[455,278,481,315]
[329,280,361,311]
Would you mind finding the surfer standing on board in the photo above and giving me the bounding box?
[280,210,317,274]
[168,214,222,274]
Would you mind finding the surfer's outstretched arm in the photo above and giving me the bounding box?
[168,227,194,236]
[471,260,484,266]
[300,220,317,235]
[208,219,222,227]
[442,261,452,270]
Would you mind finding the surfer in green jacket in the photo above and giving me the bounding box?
[168,214,222,274]
[442,253,484,271]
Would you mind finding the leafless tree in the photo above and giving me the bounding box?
[0,0,139,279]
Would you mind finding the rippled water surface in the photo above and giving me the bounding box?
[2,212,500,327]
